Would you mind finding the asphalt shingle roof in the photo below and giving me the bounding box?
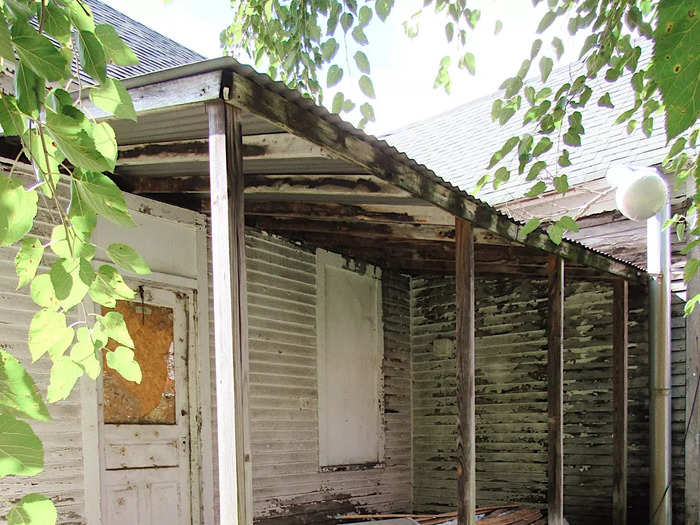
[382,39,671,206]
[86,0,205,79]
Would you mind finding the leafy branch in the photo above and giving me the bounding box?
[0,0,149,521]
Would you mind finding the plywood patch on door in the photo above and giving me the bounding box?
[103,301,176,424]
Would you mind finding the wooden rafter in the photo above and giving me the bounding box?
[117,133,330,166]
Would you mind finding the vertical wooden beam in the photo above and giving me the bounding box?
[613,279,629,525]
[456,218,475,525]
[547,255,564,525]
[207,100,252,525]
[687,245,700,525]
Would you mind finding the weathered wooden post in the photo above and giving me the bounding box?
[456,218,475,525]
[207,99,253,525]
[547,256,564,524]
[612,279,629,525]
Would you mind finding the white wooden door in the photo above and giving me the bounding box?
[100,287,192,525]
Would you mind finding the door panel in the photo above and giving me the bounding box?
[101,287,191,525]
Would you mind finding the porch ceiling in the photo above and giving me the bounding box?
[104,103,624,279]
[78,60,645,281]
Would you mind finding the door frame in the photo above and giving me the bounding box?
[81,212,214,525]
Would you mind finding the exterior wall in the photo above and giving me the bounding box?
[206,229,413,525]
[1,169,86,523]
[410,273,652,524]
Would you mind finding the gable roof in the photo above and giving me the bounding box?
[382,39,671,206]
[86,0,205,79]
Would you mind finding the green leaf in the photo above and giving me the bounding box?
[72,170,134,226]
[50,257,93,311]
[526,181,546,197]
[78,30,107,83]
[0,414,43,477]
[530,39,542,59]
[11,22,69,82]
[340,12,353,32]
[331,92,344,114]
[360,102,375,122]
[95,23,138,65]
[5,0,34,22]
[0,11,15,61]
[519,218,541,239]
[89,78,137,121]
[553,174,569,194]
[14,61,42,118]
[551,37,564,60]
[358,5,372,25]
[354,51,370,74]
[491,99,502,121]
[598,92,614,108]
[359,75,376,98]
[8,494,57,525]
[527,160,546,180]
[93,122,117,169]
[45,111,113,173]
[686,258,700,282]
[494,20,503,34]
[0,96,26,137]
[327,65,343,87]
[69,327,100,380]
[461,52,475,75]
[0,174,37,246]
[0,349,50,421]
[47,356,83,403]
[98,311,134,348]
[351,26,368,45]
[537,11,556,33]
[30,274,59,310]
[563,130,581,146]
[106,243,150,275]
[493,166,510,189]
[375,0,393,21]
[533,137,553,156]
[547,223,564,245]
[50,225,95,260]
[653,1,700,139]
[43,1,72,44]
[15,236,44,289]
[106,346,142,383]
[321,38,338,61]
[539,56,553,82]
[558,149,571,167]
[89,265,135,307]
[28,309,74,361]
[558,215,579,232]
[66,0,95,32]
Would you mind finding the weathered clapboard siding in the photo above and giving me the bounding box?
[562,281,614,522]
[207,229,412,524]
[411,275,551,512]
[409,274,661,523]
[0,168,87,524]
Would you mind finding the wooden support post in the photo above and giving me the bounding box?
[207,100,253,525]
[547,256,564,525]
[687,245,700,525]
[456,218,475,525]
[612,279,629,525]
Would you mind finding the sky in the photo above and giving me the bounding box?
[105,0,586,134]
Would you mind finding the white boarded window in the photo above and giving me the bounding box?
[317,250,384,467]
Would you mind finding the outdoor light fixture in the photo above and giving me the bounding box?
[606,164,669,221]
[606,163,672,525]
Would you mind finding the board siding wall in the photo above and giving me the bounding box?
[208,228,412,525]
[1,169,86,524]
[410,274,656,524]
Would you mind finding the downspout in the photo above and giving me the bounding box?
[648,200,672,525]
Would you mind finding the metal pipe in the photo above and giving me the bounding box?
[648,200,672,525]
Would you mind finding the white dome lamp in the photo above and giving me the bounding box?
[607,163,672,525]
[605,164,669,221]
